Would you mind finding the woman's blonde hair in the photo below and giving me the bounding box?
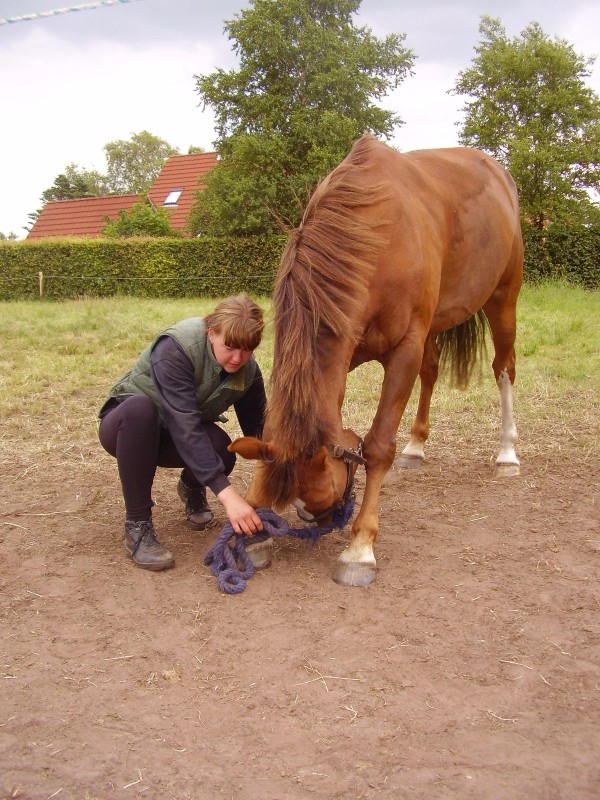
[204,294,264,351]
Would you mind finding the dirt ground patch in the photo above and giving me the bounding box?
[1,414,599,800]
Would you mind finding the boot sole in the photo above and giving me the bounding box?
[128,553,175,570]
[185,515,215,531]
[125,544,175,571]
[134,560,175,571]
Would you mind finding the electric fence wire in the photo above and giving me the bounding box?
[0,0,147,27]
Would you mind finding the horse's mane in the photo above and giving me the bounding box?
[263,134,389,508]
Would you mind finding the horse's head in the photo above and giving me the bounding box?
[228,428,365,524]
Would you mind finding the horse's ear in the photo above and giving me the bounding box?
[228,436,274,462]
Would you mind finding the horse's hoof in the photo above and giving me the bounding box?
[494,463,520,478]
[396,454,424,469]
[333,561,376,587]
[245,536,273,570]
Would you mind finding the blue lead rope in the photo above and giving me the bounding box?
[203,497,356,594]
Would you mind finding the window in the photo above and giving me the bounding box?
[163,189,183,206]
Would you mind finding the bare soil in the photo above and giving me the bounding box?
[1,412,599,800]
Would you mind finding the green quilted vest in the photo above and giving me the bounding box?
[101,317,258,423]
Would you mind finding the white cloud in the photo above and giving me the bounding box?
[385,62,464,152]
[0,28,224,235]
[561,4,600,62]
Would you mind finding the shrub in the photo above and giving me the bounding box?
[102,198,183,238]
[0,225,597,301]
[0,236,286,300]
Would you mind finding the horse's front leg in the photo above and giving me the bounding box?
[333,465,388,586]
[334,340,423,586]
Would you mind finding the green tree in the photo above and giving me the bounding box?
[41,163,108,203]
[26,164,108,229]
[0,231,18,241]
[102,197,183,238]
[104,130,180,194]
[191,0,414,235]
[452,16,600,229]
[64,163,110,196]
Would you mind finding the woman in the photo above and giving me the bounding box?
[99,294,268,571]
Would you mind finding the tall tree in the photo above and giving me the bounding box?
[27,164,109,229]
[452,16,600,229]
[104,130,180,194]
[41,163,109,203]
[191,0,414,235]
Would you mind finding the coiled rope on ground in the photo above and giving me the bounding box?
[204,497,356,594]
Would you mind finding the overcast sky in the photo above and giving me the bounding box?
[1,0,598,237]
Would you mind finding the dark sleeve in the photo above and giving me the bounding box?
[150,336,230,495]
[234,364,266,438]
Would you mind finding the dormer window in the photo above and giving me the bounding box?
[163,189,183,206]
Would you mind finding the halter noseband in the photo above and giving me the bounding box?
[327,442,367,467]
[308,440,366,523]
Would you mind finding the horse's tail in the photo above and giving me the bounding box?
[437,310,489,388]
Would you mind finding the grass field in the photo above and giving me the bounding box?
[0,281,598,468]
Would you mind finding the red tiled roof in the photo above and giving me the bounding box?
[147,152,218,233]
[26,152,218,240]
[27,194,141,239]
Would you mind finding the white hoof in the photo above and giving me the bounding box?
[396,453,424,469]
[333,561,377,587]
[494,463,520,478]
[245,536,273,569]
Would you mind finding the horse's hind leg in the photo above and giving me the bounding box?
[483,289,520,477]
[397,334,439,469]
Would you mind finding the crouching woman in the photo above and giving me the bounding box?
[98,294,267,570]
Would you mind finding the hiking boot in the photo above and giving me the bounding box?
[244,531,274,570]
[177,476,214,530]
[124,519,175,571]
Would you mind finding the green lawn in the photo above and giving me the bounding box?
[1,283,597,465]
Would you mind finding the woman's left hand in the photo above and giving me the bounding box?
[217,485,264,535]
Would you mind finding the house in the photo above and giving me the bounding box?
[26,194,140,240]
[27,152,218,240]
[147,152,217,232]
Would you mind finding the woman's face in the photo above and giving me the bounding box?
[208,328,254,373]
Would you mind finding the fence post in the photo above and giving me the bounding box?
[38,271,44,299]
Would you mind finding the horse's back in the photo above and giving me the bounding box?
[354,135,518,208]
[345,135,523,332]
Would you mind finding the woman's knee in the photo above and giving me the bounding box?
[123,395,159,427]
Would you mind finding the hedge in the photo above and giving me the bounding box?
[0,226,597,301]
[0,236,286,301]
[521,224,599,289]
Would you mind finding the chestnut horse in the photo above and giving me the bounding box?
[231,133,523,586]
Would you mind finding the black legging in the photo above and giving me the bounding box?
[98,395,235,520]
